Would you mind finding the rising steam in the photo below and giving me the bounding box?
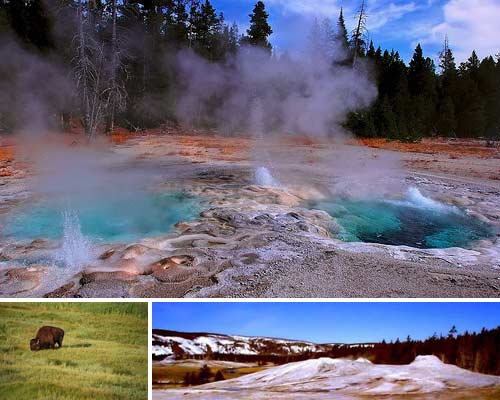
[174,45,377,137]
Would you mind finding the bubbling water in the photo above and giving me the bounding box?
[310,187,494,249]
[55,209,92,269]
[255,166,279,187]
[2,192,202,244]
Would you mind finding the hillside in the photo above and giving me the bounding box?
[152,329,373,360]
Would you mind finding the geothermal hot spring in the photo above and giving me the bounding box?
[0,190,202,268]
[311,187,494,249]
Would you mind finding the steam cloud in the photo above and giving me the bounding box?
[174,45,377,137]
[0,35,72,135]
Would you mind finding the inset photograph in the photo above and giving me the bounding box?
[0,302,148,400]
[152,302,500,399]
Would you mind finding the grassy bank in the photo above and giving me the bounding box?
[0,302,148,400]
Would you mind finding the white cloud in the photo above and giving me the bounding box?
[420,0,500,62]
[266,0,341,16]
[368,2,418,30]
[267,0,419,32]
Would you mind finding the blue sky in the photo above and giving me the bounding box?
[153,302,500,343]
[212,0,500,63]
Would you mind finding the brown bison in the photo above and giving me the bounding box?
[30,326,64,351]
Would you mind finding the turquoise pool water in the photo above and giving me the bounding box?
[2,191,203,243]
[311,190,494,249]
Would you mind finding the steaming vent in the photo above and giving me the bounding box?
[255,166,279,187]
[55,209,92,269]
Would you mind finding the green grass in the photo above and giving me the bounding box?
[0,302,148,400]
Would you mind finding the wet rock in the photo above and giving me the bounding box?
[170,255,195,265]
[151,255,199,283]
[44,281,77,298]
[98,248,115,260]
[29,239,49,249]
[122,244,148,259]
[80,271,138,285]
[0,266,48,295]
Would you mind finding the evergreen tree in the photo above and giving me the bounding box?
[439,37,456,74]
[436,37,458,137]
[366,40,375,58]
[336,7,349,52]
[462,50,481,81]
[214,370,225,381]
[4,0,53,51]
[192,0,220,58]
[198,364,213,384]
[169,0,189,47]
[408,43,437,138]
[448,325,458,338]
[478,56,500,140]
[244,1,272,52]
[455,51,487,137]
[228,22,239,54]
[455,78,485,137]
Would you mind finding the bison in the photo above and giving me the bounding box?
[30,326,64,351]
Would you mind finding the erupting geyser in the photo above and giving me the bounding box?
[0,191,203,271]
[55,209,92,269]
[255,166,279,187]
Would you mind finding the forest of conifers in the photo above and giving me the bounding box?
[0,0,499,141]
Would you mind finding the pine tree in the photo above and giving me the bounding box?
[198,364,213,384]
[366,40,375,58]
[408,43,437,137]
[456,52,486,137]
[4,0,53,50]
[478,56,500,140]
[169,0,189,46]
[436,96,457,137]
[214,370,225,381]
[436,37,458,137]
[228,22,239,54]
[464,50,481,80]
[336,7,349,51]
[192,0,219,58]
[244,1,272,52]
[439,36,457,81]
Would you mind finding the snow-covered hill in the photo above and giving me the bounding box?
[154,356,500,399]
[152,329,373,359]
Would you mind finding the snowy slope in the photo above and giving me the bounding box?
[152,329,352,358]
[155,356,500,399]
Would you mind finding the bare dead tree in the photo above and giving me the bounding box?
[72,0,106,140]
[104,0,127,134]
[352,0,368,67]
[72,0,127,141]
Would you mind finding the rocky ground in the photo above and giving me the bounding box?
[0,133,499,298]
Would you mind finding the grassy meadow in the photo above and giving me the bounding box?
[0,302,148,400]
